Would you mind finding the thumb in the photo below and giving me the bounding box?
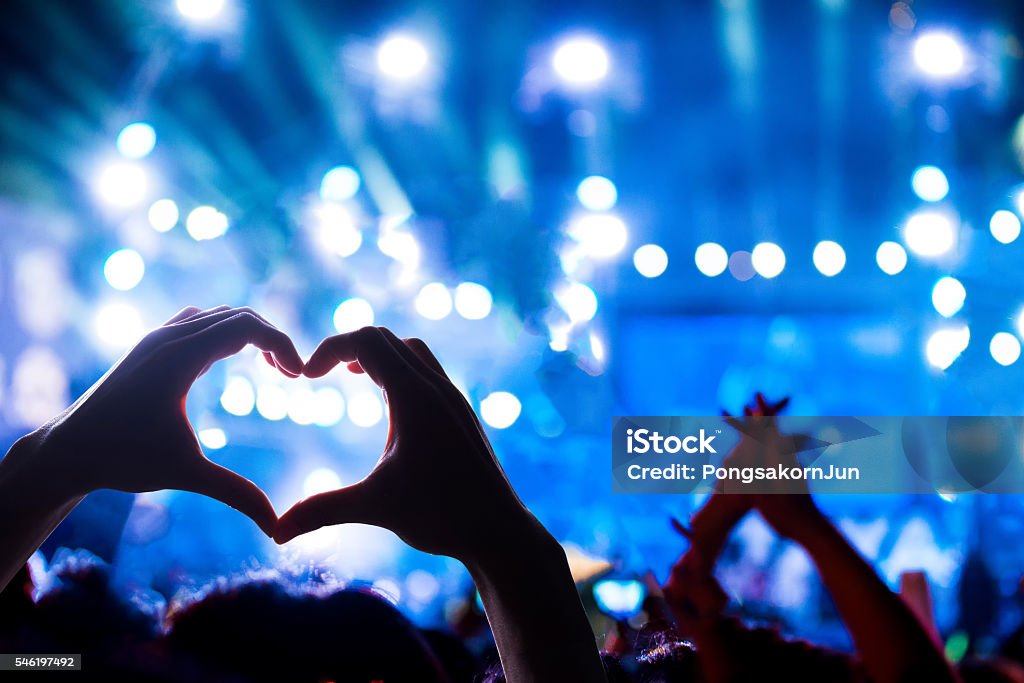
[274,482,376,544]
[186,461,278,538]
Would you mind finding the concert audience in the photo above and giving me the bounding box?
[1,308,1022,681]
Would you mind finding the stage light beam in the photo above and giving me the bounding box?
[103,249,145,291]
[415,283,453,320]
[185,206,229,241]
[925,326,970,370]
[552,37,610,86]
[694,242,728,277]
[903,211,955,258]
[377,34,429,81]
[148,199,179,232]
[314,203,362,257]
[931,276,966,318]
[175,0,226,22]
[633,244,668,278]
[303,468,342,497]
[480,391,522,429]
[567,213,628,258]
[990,332,1021,366]
[554,281,598,322]
[913,32,965,78]
[812,240,846,277]
[752,242,786,279]
[990,210,1021,244]
[333,298,375,333]
[576,176,617,211]
[220,376,256,416]
[94,161,148,208]
[911,165,949,202]
[320,166,361,202]
[348,391,384,427]
[116,123,156,160]
[454,282,493,320]
[876,241,908,275]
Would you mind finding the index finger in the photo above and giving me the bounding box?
[175,311,304,378]
[302,327,412,389]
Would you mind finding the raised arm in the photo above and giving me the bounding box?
[275,327,606,683]
[0,305,303,591]
[751,424,959,683]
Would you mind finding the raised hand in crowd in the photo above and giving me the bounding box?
[666,396,960,683]
[0,306,303,592]
[274,326,607,683]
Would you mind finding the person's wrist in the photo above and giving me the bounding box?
[1,428,86,509]
[770,503,830,544]
[462,507,562,578]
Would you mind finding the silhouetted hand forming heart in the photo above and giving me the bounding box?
[2,305,303,538]
[274,326,607,683]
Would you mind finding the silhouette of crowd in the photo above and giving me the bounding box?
[2,307,1023,682]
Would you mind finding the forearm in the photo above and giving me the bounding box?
[0,432,82,591]
[796,513,957,683]
[465,521,605,683]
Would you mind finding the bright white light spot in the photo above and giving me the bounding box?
[552,37,610,86]
[333,298,375,333]
[94,161,148,208]
[287,387,318,426]
[567,213,628,258]
[220,376,255,416]
[925,326,970,370]
[931,276,966,318]
[406,569,440,603]
[198,427,227,450]
[548,322,572,352]
[313,387,346,427]
[319,166,361,202]
[315,203,362,257]
[414,283,453,320]
[812,240,846,277]
[175,0,225,22]
[554,281,598,322]
[94,303,145,351]
[10,346,69,429]
[633,244,668,278]
[454,282,493,320]
[480,391,522,429]
[694,242,728,277]
[303,467,342,497]
[990,332,1021,366]
[576,176,617,211]
[903,211,955,257]
[376,35,429,80]
[876,241,908,275]
[116,123,156,160]
[752,242,786,278]
[990,210,1021,244]
[348,391,383,427]
[103,249,145,291]
[256,384,288,421]
[911,165,949,202]
[589,331,606,362]
[378,230,421,266]
[148,199,179,232]
[185,206,229,241]
[913,32,965,78]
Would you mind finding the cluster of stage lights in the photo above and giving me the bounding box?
[96,17,1019,377]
